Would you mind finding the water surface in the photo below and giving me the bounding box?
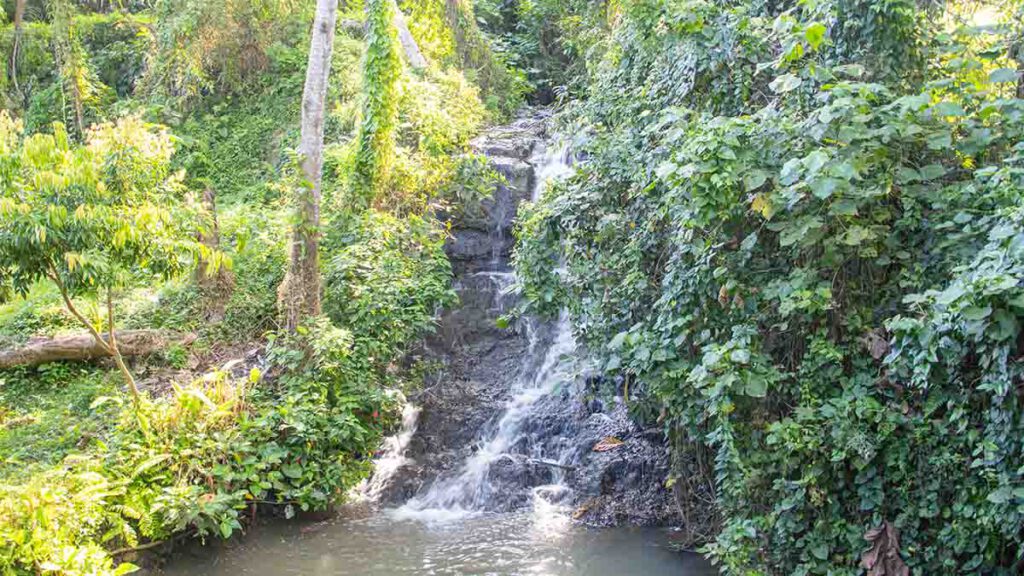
[162,509,715,576]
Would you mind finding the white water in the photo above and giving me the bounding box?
[354,401,421,501]
[392,140,578,524]
[159,129,717,576]
[161,125,712,573]
[394,315,576,520]
[531,142,574,203]
[472,270,518,315]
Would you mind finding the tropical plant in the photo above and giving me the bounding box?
[351,0,402,206]
[0,114,211,405]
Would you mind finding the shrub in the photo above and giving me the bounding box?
[323,210,456,388]
[514,1,1024,573]
[0,114,211,406]
[0,321,388,576]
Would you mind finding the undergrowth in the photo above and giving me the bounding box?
[0,207,453,574]
[513,1,1024,573]
[0,3,488,574]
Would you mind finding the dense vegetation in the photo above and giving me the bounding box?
[0,1,510,574]
[509,0,1024,574]
[3,0,1024,575]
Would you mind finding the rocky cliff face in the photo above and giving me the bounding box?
[376,111,546,504]
[376,110,681,528]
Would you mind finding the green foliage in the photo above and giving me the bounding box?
[140,0,302,109]
[378,67,489,214]
[0,365,118,481]
[442,0,528,115]
[0,114,208,303]
[351,0,402,206]
[0,345,381,576]
[474,0,601,103]
[323,210,456,387]
[515,0,1024,573]
[326,64,489,215]
[1,12,150,131]
[0,283,79,348]
[0,208,455,576]
[0,1,496,573]
[0,282,457,575]
[440,152,505,218]
[212,207,288,339]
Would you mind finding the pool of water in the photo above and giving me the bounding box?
[161,507,715,576]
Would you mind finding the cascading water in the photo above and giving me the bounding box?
[530,141,575,202]
[396,315,577,518]
[392,139,579,523]
[354,401,422,501]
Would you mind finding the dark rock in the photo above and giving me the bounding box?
[373,108,679,529]
[378,110,549,504]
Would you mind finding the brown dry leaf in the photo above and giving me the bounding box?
[861,521,909,576]
[593,437,625,452]
[718,285,730,307]
[572,501,593,520]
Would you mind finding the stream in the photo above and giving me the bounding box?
[160,112,715,576]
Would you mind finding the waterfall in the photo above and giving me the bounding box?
[391,138,578,522]
[395,315,576,519]
[353,399,421,501]
[531,141,574,203]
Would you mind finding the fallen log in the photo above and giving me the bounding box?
[0,330,196,369]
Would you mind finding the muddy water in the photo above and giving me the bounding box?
[161,509,715,576]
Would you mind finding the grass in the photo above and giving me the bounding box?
[0,364,121,482]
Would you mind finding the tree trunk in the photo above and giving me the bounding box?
[1017,47,1023,99]
[445,0,467,53]
[196,187,233,321]
[50,0,87,137]
[67,59,87,136]
[8,0,27,92]
[392,0,426,70]
[279,0,338,332]
[0,330,195,369]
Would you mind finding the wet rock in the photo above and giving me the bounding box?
[376,109,550,504]
[446,229,499,263]
[445,118,544,274]
[373,108,679,529]
[485,455,554,506]
[539,389,678,527]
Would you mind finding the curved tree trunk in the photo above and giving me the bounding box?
[279,0,338,332]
